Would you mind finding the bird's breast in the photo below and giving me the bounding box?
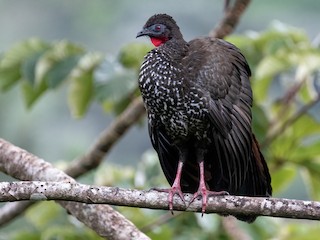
[140,76,189,138]
[138,49,211,141]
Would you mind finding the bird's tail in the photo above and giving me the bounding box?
[234,134,272,222]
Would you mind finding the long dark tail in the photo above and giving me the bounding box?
[247,134,272,197]
[234,134,272,222]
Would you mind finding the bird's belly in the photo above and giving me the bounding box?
[152,103,210,142]
[149,102,188,140]
[188,118,211,143]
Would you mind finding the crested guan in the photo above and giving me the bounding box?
[136,14,272,222]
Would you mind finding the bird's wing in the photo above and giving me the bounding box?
[185,37,254,193]
[186,37,252,135]
[148,121,178,185]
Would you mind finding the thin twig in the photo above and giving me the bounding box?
[210,0,251,39]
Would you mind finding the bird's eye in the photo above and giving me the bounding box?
[154,24,162,32]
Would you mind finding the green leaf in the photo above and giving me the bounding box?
[290,138,320,163]
[20,78,47,108]
[118,43,152,70]
[291,114,320,139]
[255,54,291,81]
[95,72,137,109]
[271,165,297,193]
[269,114,320,163]
[68,71,93,118]
[255,21,309,55]
[301,157,320,200]
[94,77,123,102]
[25,202,61,230]
[21,51,47,85]
[46,55,82,88]
[35,40,85,87]
[68,53,103,118]
[94,57,137,114]
[0,38,49,69]
[0,67,21,90]
[0,38,49,91]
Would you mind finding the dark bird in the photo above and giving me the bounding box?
[137,14,272,222]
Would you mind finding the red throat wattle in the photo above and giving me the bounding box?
[150,37,168,47]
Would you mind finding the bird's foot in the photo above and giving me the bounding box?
[152,185,186,214]
[189,188,229,216]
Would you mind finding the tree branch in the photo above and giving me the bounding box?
[0,138,149,240]
[210,0,251,38]
[0,181,319,221]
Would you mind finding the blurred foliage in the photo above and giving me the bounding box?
[8,202,103,240]
[0,39,151,118]
[1,22,320,239]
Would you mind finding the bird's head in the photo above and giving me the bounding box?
[136,14,183,47]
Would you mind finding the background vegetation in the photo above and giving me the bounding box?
[1,0,320,239]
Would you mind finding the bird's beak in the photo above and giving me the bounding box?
[136,28,151,38]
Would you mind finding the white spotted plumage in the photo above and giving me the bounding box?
[138,44,210,142]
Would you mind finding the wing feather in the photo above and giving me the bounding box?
[186,37,255,194]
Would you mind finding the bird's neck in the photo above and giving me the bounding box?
[159,38,188,59]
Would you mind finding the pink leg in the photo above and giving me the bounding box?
[190,161,228,215]
[153,161,186,213]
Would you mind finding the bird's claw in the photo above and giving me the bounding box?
[152,186,186,214]
[189,189,229,216]
[168,187,186,214]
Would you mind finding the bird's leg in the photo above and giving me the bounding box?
[189,150,229,215]
[152,161,185,213]
[167,160,185,212]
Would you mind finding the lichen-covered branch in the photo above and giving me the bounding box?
[0,138,149,240]
[1,181,320,221]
